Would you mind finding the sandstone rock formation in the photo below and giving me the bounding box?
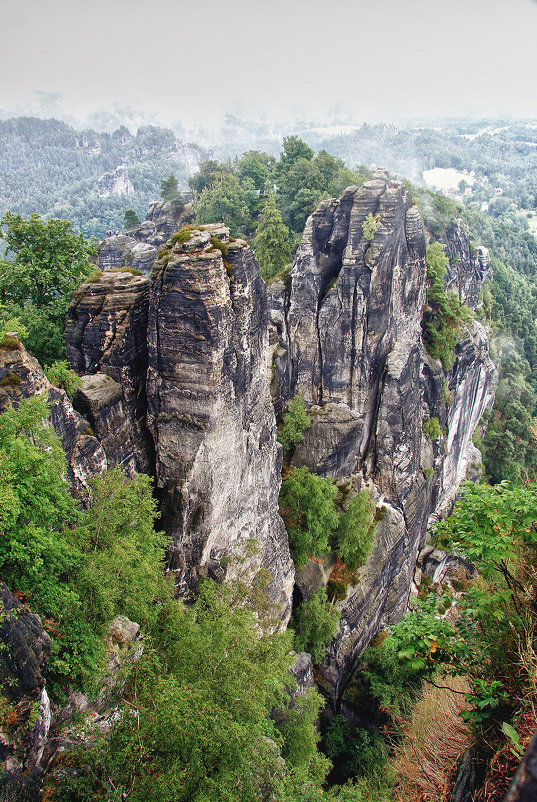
[96,197,195,276]
[66,270,153,475]
[98,164,135,197]
[268,171,496,696]
[0,583,51,800]
[66,224,294,623]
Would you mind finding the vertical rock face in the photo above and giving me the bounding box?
[65,224,294,623]
[0,584,51,800]
[146,225,294,618]
[269,171,496,695]
[65,271,153,475]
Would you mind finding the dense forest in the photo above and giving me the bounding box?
[2,118,537,800]
[0,118,204,239]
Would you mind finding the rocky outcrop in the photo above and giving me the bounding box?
[0,583,51,801]
[146,224,293,619]
[442,218,492,308]
[96,197,195,276]
[0,338,107,498]
[98,164,134,197]
[66,224,294,623]
[66,270,153,475]
[269,171,496,696]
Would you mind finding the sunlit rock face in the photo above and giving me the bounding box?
[146,224,294,621]
[66,225,294,624]
[268,171,496,696]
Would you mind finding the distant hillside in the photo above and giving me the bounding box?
[0,117,206,238]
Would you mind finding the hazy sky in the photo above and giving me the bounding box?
[2,0,537,130]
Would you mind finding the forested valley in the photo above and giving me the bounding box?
[1,116,537,801]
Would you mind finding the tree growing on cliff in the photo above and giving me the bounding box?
[279,467,339,565]
[124,208,140,230]
[422,241,471,370]
[254,192,292,281]
[160,173,180,201]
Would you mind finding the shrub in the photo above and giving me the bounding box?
[170,224,194,247]
[45,360,82,400]
[0,334,22,351]
[210,236,233,275]
[362,212,381,241]
[109,266,143,276]
[423,416,442,440]
[278,394,311,454]
[334,489,377,570]
[291,588,340,662]
[279,467,339,565]
[0,373,22,386]
[422,242,472,370]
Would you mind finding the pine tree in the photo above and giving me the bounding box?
[124,208,140,230]
[160,173,180,201]
[253,192,291,281]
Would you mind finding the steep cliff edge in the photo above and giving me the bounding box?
[65,224,294,623]
[268,171,496,696]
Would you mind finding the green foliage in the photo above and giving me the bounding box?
[64,579,331,801]
[253,192,291,281]
[334,489,376,570]
[45,360,81,399]
[323,714,389,787]
[279,467,339,565]
[0,212,95,366]
[196,173,249,235]
[434,480,537,577]
[422,241,471,370]
[278,136,315,174]
[0,212,95,308]
[357,643,423,720]
[169,223,194,246]
[70,469,167,632]
[382,481,537,728]
[0,396,169,699]
[189,159,231,197]
[124,208,140,230]
[291,588,340,663]
[277,157,325,233]
[235,150,276,192]
[160,173,180,202]
[278,393,311,454]
[422,416,442,440]
[362,212,380,241]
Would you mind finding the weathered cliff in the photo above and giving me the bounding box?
[268,171,496,696]
[65,270,153,475]
[97,196,195,276]
[145,224,294,617]
[0,584,51,801]
[65,224,294,623]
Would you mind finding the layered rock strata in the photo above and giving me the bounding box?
[0,584,51,800]
[66,225,294,623]
[97,197,195,276]
[268,171,496,696]
[66,271,153,475]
